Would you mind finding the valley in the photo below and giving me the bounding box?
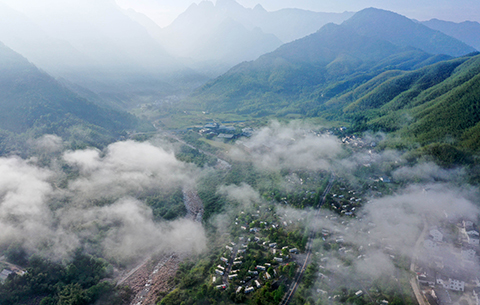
[0,1,479,305]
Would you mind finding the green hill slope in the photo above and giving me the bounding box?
[0,42,149,154]
[192,22,447,117]
[334,53,480,154]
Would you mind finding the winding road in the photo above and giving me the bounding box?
[279,174,335,305]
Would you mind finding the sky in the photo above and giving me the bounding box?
[115,0,480,27]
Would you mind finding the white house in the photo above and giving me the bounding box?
[467,233,480,245]
[429,228,444,242]
[461,247,476,261]
[424,239,439,251]
[436,273,465,292]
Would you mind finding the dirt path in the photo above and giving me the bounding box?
[125,253,182,305]
[183,187,204,222]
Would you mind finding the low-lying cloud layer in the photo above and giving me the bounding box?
[231,121,342,171]
[0,139,205,263]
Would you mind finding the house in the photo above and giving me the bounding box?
[289,248,298,254]
[0,269,12,282]
[423,239,439,251]
[269,243,277,248]
[229,274,238,280]
[248,270,259,275]
[215,269,224,276]
[256,265,266,271]
[220,257,228,263]
[218,133,234,139]
[217,265,225,271]
[226,246,233,251]
[467,233,480,245]
[429,228,444,242]
[463,220,475,230]
[355,290,363,296]
[245,286,254,294]
[417,268,435,286]
[255,280,261,288]
[433,288,452,304]
[219,125,236,132]
[461,246,476,261]
[204,123,219,129]
[436,272,465,292]
[236,286,243,294]
[274,257,283,263]
[380,176,391,183]
[264,272,271,280]
[216,285,226,290]
[473,287,480,305]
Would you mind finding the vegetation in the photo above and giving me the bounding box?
[0,252,131,305]
[0,42,152,157]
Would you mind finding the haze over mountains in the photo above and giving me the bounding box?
[2,1,480,304]
[0,0,479,154]
[192,8,473,113]
[0,0,477,99]
[422,19,480,51]
[0,41,148,154]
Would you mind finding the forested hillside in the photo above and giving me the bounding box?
[330,53,480,155]
[0,42,150,155]
[191,22,449,117]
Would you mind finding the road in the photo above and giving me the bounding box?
[410,215,429,305]
[279,174,335,305]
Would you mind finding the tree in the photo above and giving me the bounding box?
[58,283,90,305]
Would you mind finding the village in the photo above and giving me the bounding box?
[415,218,480,305]
[210,206,306,297]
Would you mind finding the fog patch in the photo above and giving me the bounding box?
[392,162,466,183]
[31,134,64,154]
[58,198,206,262]
[0,140,207,263]
[231,121,342,171]
[64,140,198,202]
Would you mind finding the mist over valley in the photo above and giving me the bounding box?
[0,1,480,305]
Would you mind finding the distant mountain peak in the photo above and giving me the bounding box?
[197,1,214,9]
[342,7,477,57]
[215,0,243,9]
[253,4,266,12]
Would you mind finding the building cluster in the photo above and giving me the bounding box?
[417,220,480,304]
[0,266,26,282]
[341,135,377,148]
[199,123,253,140]
[212,209,301,295]
[330,188,363,217]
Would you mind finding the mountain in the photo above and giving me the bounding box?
[0,0,206,107]
[330,53,480,144]
[250,6,354,43]
[341,8,477,57]
[0,41,149,154]
[190,21,450,117]
[0,2,93,75]
[159,1,283,76]
[158,0,353,76]
[210,0,354,43]
[422,19,480,51]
